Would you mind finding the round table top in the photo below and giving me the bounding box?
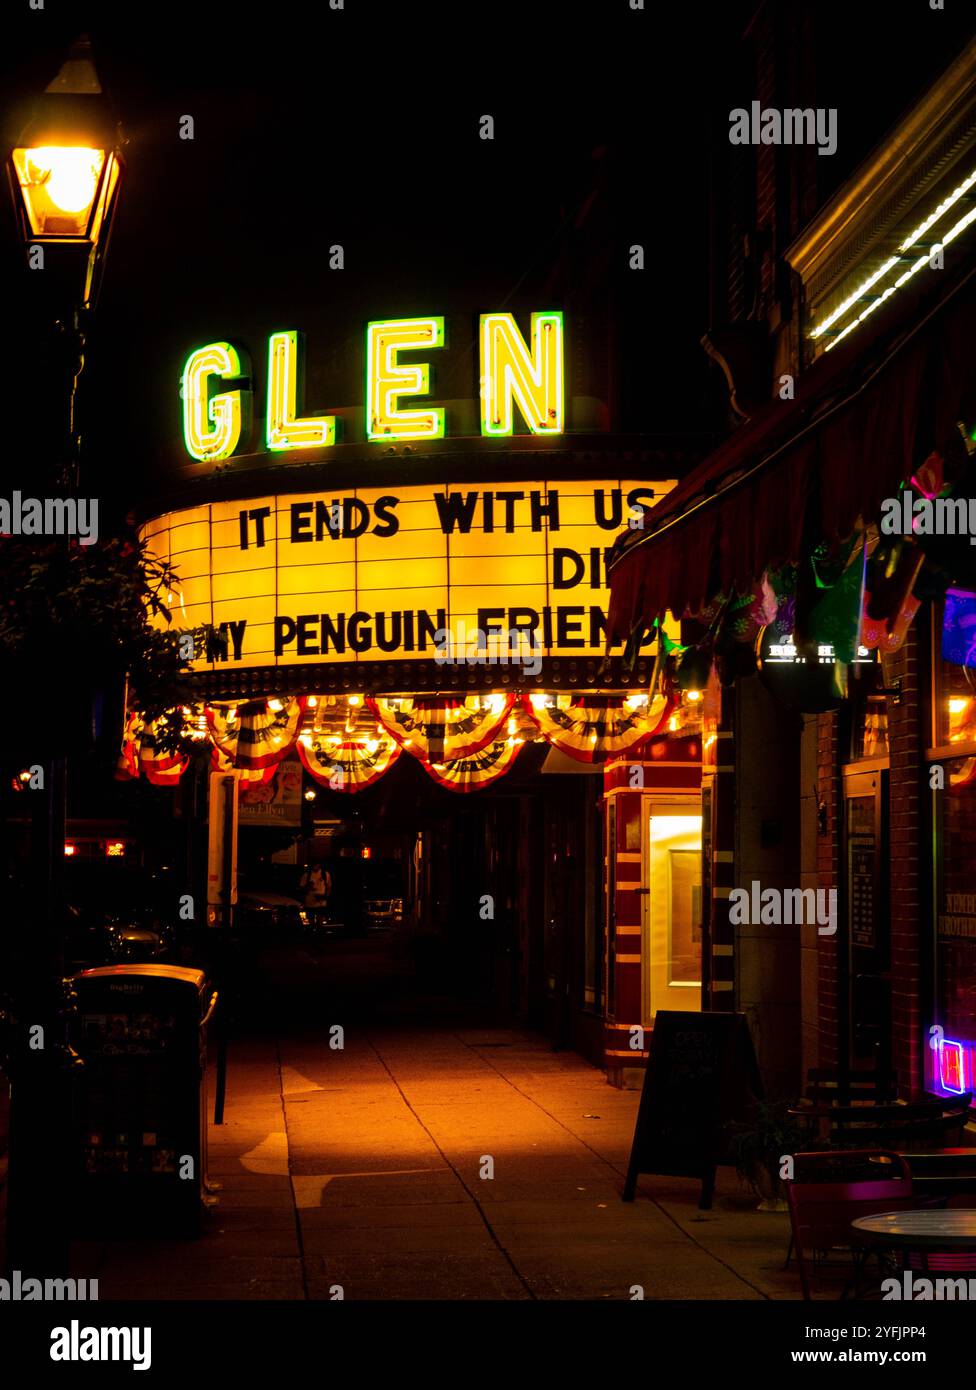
[852,1210,976,1249]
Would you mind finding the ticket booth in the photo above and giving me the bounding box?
[69,964,216,1234]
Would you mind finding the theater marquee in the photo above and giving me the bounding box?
[142,479,676,671]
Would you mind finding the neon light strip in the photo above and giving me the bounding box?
[811,162,976,343]
[365,317,445,442]
[266,331,335,451]
[938,1037,967,1095]
[181,342,247,462]
[479,311,564,436]
[810,257,901,341]
[823,199,976,352]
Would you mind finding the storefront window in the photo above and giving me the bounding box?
[935,602,976,748]
[851,694,889,760]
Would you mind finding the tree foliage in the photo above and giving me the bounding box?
[0,528,200,754]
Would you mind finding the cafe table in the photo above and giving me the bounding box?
[852,1209,976,1267]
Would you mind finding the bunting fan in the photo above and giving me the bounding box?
[297,727,401,791]
[521,692,672,764]
[115,713,189,786]
[206,697,306,769]
[366,695,515,761]
[210,743,277,784]
[421,736,523,791]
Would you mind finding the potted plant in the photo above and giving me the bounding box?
[729,1101,809,1211]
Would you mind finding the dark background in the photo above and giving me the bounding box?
[3,0,975,525]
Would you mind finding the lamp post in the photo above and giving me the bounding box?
[3,34,123,1277]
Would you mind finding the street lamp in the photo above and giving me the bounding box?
[7,33,123,307]
[3,35,123,1281]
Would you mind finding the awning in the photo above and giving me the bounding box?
[608,256,976,634]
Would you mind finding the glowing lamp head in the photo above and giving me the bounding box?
[7,36,123,304]
[13,145,107,234]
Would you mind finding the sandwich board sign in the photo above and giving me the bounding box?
[623,1011,763,1209]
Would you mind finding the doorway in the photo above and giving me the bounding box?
[641,803,703,1021]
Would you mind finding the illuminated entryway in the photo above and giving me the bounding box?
[641,806,703,1021]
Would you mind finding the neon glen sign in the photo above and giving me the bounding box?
[181,311,565,462]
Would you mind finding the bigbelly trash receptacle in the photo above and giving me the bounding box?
[69,964,216,1235]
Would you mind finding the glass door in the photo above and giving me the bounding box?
[642,805,703,1019]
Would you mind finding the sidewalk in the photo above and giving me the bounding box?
[69,1020,803,1300]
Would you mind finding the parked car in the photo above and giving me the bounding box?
[108,922,172,962]
[362,895,404,930]
[236,888,307,938]
[362,861,405,930]
[63,863,182,970]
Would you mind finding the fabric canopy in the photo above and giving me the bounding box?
[608,258,976,633]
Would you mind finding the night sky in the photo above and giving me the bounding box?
[3,0,975,522]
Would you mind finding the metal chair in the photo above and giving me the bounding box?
[786,1149,941,1299]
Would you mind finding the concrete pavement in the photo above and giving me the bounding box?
[69,988,808,1300]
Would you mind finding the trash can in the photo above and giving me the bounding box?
[69,964,217,1235]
